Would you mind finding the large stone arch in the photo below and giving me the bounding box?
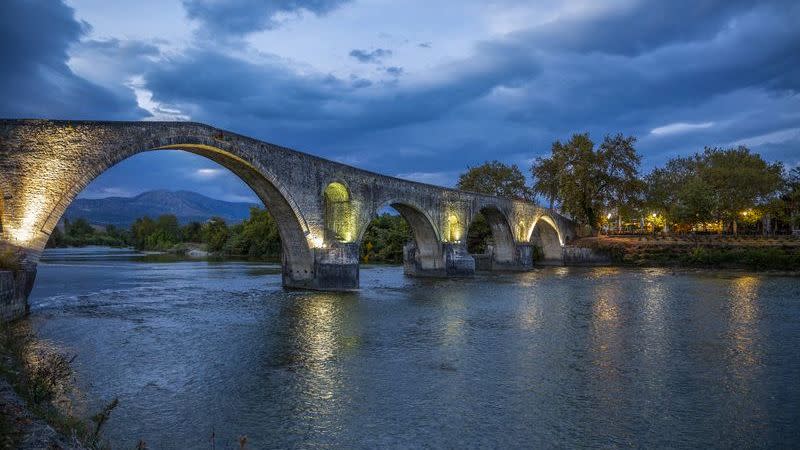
[529,215,564,263]
[0,124,314,288]
[360,199,444,273]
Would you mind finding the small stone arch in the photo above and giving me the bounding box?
[361,199,444,271]
[323,181,356,243]
[468,205,516,263]
[529,215,563,263]
[446,213,463,243]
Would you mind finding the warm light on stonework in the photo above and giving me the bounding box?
[8,192,48,246]
[324,182,356,243]
[309,234,326,248]
[531,215,565,247]
[447,214,463,242]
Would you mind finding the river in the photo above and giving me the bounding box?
[23,247,800,448]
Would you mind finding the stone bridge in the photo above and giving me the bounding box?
[0,120,577,321]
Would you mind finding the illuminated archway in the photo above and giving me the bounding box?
[446,214,463,243]
[9,137,315,285]
[323,182,356,243]
[360,200,443,271]
[466,206,516,263]
[529,216,563,263]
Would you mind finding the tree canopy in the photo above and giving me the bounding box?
[531,133,641,229]
[644,146,783,233]
[457,160,533,200]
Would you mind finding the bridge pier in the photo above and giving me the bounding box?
[283,242,360,291]
[0,244,37,322]
[0,269,35,322]
[403,242,475,277]
[475,243,539,272]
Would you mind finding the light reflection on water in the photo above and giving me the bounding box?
[23,248,800,448]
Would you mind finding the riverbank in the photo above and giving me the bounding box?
[576,235,800,271]
[0,322,115,449]
[0,377,84,449]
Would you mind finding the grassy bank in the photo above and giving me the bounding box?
[579,236,800,271]
[0,322,117,449]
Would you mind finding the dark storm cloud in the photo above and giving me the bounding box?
[144,49,347,124]
[0,0,145,119]
[143,37,542,136]
[519,0,794,56]
[349,48,392,64]
[138,0,800,176]
[385,66,404,77]
[183,0,351,36]
[3,0,799,188]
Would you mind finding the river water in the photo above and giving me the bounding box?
[24,247,800,448]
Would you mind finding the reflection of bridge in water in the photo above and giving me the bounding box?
[0,120,576,320]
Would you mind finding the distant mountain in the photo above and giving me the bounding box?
[64,190,259,227]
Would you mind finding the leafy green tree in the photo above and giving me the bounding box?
[181,221,203,243]
[466,214,491,254]
[700,146,783,234]
[202,217,229,252]
[457,160,533,200]
[224,207,282,259]
[129,214,181,250]
[361,213,410,263]
[673,177,717,229]
[153,215,180,247]
[602,134,644,231]
[531,156,560,209]
[785,167,800,233]
[645,155,708,230]
[532,133,641,230]
[67,218,94,238]
[131,217,156,249]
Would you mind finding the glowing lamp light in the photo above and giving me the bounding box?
[607,213,612,220]
[310,234,325,248]
[447,214,462,243]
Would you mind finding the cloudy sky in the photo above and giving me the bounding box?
[1,0,798,202]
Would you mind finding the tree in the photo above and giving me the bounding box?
[67,218,95,238]
[644,155,708,231]
[154,215,180,247]
[131,217,156,249]
[361,213,410,263]
[456,160,533,201]
[673,177,716,230]
[602,134,644,231]
[700,146,783,234]
[181,221,203,243]
[224,207,282,258]
[532,133,641,230]
[202,217,229,252]
[785,167,800,233]
[531,156,560,209]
